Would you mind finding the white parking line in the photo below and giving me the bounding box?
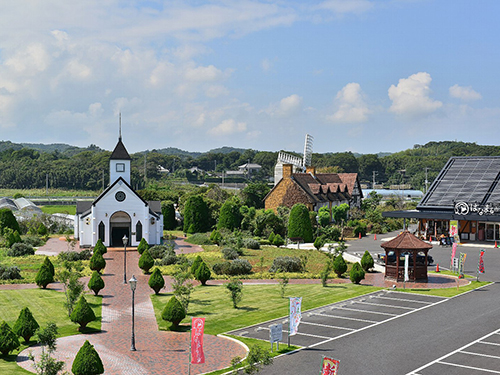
[301,321,355,331]
[406,327,500,375]
[314,312,378,324]
[336,306,399,316]
[439,361,500,374]
[356,301,415,310]
[376,296,432,304]
[284,330,331,340]
[481,341,500,346]
[462,350,500,360]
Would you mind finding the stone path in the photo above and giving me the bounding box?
[17,242,247,375]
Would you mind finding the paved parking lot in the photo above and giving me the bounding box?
[228,290,448,349]
[407,328,500,375]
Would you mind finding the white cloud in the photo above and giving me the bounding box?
[208,119,247,136]
[316,0,374,14]
[327,83,370,123]
[185,65,224,82]
[449,84,482,101]
[266,94,303,117]
[5,44,51,75]
[261,58,272,72]
[388,72,442,117]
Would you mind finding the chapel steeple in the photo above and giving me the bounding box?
[109,114,131,185]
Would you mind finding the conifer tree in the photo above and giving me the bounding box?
[13,307,39,343]
[190,255,203,274]
[161,296,186,327]
[71,340,104,375]
[94,239,107,254]
[70,296,96,331]
[35,264,54,289]
[42,256,55,277]
[89,250,106,273]
[287,204,313,243]
[138,248,154,274]
[87,271,105,296]
[0,321,20,356]
[194,262,211,286]
[148,267,165,295]
[137,238,149,255]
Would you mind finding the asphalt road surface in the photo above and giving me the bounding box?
[257,233,500,374]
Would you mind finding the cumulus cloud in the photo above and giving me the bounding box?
[327,83,370,123]
[449,84,482,101]
[266,94,303,117]
[388,72,442,117]
[208,119,247,136]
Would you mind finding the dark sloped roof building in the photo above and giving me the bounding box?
[384,156,500,242]
[264,164,362,213]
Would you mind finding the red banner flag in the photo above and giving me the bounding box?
[191,317,205,364]
[321,357,340,375]
[479,250,485,274]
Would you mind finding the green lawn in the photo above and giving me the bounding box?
[0,249,92,284]
[151,283,381,335]
[0,288,102,374]
[399,280,491,297]
[0,188,99,198]
[40,205,76,215]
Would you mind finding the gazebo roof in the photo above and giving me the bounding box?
[380,231,432,250]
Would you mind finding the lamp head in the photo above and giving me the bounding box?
[129,275,137,291]
[122,235,128,246]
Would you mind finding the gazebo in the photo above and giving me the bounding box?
[380,231,432,282]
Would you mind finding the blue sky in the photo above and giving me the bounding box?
[0,0,498,154]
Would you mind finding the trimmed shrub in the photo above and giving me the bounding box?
[161,296,186,327]
[158,252,179,266]
[37,223,48,236]
[314,237,325,250]
[287,204,313,243]
[209,229,222,245]
[137,238,149,255]
[361,251,374,272]
[185,233,212,245]
[212,259,253,276]
[222,247,239,260]
[190,255,203,274]
[349,262,365,284]
[35,264,54,289]
[43,256,55,277]
[259,239,271,246]
[268,232,275,244]
[217,200,242,231]
[161,200,176,230]
[273,234,284,247]
[94,239,107,254]
[22,235,44,247]
[89,250,106,273]
[138,249,154,274]
[183,195,210,234]
[194,262,211,286]
[242,238,260,250]
[0,265,21,280]
[332,255,348,277]
[5,230,22,248]
[269,256,304,273]
[88,271,105,296]
[354,222,367,237]
[148,245,169,259]
[148,267,165,294]
[70,296,96,331]
[58,249,92,262]
[7,242,33,257]
[0,208,20,236]
[0,321,20,356]
[13,307,39,343]
[71,340,104,375]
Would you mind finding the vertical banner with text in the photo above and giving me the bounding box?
[450,243,458,269]
[477,250,485,276]
[404,254,409,282]
[320,356,340,375]
[191,317,205,364]
[289,297,302,336]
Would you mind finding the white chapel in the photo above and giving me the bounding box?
[74,134,163,247]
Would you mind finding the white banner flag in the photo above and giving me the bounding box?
[289,297,302,336]
[404,254,409,282]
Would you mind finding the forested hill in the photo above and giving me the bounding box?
[0,140,499,191]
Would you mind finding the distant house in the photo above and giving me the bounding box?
[264,164,363,213]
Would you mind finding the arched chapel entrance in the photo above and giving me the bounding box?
[110,211,131,247]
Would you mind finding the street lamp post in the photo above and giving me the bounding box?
[123,235,128,284]
[129,275,137,351]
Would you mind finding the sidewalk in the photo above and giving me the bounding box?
[17,241,247,375]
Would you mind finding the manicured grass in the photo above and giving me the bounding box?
[157,245,334,279]
[150,283,381,335]
[40,205,76,215]
[0,188,99,198]
[401,280,491,297]
[0,288,102,374]
[203,335,299,375]
[0,249,92,284]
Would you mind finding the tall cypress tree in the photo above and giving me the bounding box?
[287,204,313,243]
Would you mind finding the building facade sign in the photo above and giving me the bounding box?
[454,201,500,216]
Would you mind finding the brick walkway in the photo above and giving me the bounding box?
[17,241,247,375]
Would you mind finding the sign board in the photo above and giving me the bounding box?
[269,323,283,343]
[452,257,459,271]
[454,201,500,216]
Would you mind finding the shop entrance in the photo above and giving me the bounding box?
[479,222,500,241]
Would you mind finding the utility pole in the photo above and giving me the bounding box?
[425,167,429,193]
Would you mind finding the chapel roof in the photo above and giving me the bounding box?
[110,138,131,160]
